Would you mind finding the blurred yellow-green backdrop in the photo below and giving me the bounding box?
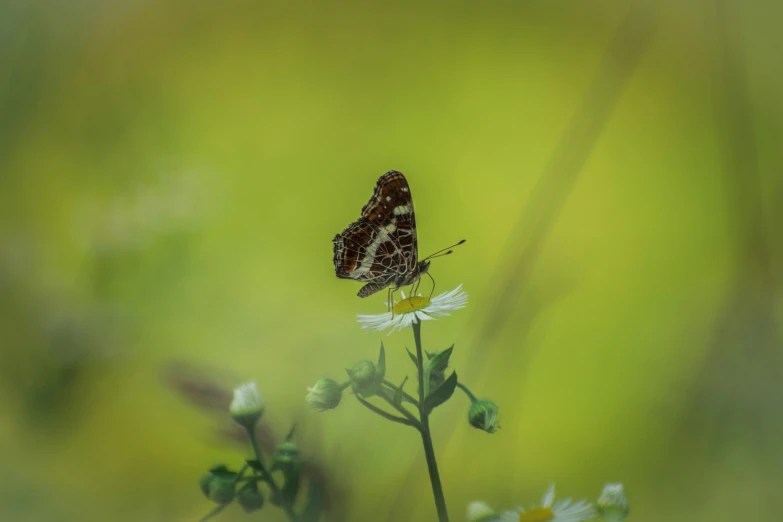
[1,1,781,521]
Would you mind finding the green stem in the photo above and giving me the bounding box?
[456,382,478,403]
[245,425,297,521]
[233,463,249,483]
[356,394,419,428]
[199,503,228,522]
[413,320,450,522]
[377,386,423,428]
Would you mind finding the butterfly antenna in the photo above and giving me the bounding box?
[423,239,466,261]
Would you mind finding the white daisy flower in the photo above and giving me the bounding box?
[356,284,468,334]
[498,484,595,522]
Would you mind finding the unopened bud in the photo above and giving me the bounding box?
[468,400,500,434]
[237,481,264,513]
[597,483,629,521]
[306,377,344,411]
[347,360,377,394]
[199,465,237,505]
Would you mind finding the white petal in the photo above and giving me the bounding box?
[542,483,555,507]
[356,284,468,334]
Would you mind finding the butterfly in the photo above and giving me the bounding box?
[332,170,463,304]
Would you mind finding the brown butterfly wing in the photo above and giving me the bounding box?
[360,170,418,272]
[332,171,419,296]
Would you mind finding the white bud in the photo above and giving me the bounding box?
[597,483,629,521]
[230,382,264,428]
[466,501,497,522]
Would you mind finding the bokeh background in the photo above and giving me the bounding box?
[1,0,781,521]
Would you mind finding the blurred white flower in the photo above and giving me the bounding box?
[496,484,595,522]
[467,501,500,522]
[356,284,468,334]
[596,483,629,521]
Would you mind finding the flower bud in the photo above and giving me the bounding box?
[466,501,498,522]
[306,377,344,411]
[237,481,265,513]
[346,360,377,394]
[273,440,301,467]
[230,382,264,429]
[200,465,237,505]
[468,400,500,434]
[597,483,629,521]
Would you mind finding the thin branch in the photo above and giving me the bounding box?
[355,395,418,429]
[199,504,228,522]
[376,385,422,427]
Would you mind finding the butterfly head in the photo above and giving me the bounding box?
[417,259,431,277]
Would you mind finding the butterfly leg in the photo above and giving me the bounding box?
[388,287,394,318]
[425,270,436,299]
[412,277,422,301]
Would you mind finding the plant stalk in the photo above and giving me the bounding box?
[413,320,450,522]
[245,425,297,521]
[456,382,478,403]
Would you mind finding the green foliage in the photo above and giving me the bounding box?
[393,376,409,407]
[200,465,238,505]
[201,415,319,521]
[406,347,419,367]
[423,371,458,414]
[236,481,264,513]
[298,481,325,522]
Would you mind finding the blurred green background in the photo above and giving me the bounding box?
[1,0,781,521]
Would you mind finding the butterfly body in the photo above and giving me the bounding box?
[333,170,426,298]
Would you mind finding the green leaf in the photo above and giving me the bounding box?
[245,459,263,472]
[406,347,418,367]
[376,342,386,380]
[427,345,454,373]
[393,376,409,406]
[207,464,237,481]
[423,371,458,414]
[284,423,296,442]
[281,464,301,505]
[297,481,324,522]
[423,345,454,398]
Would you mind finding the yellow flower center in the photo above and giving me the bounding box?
[393,296,430,314]
[517,507,555,522]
